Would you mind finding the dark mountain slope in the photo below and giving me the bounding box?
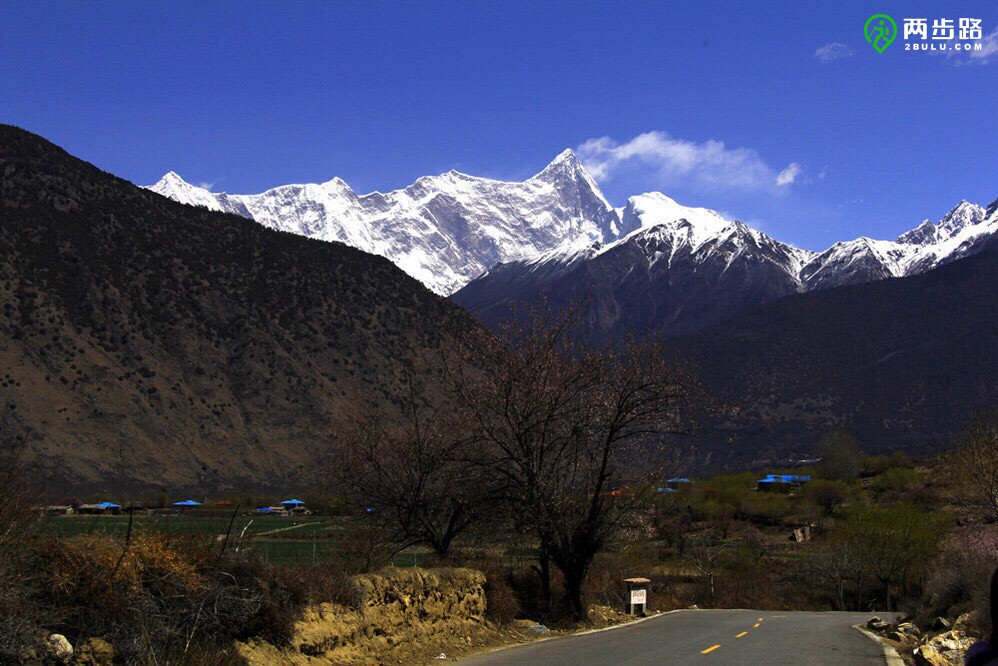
[670,244,998,466]
[454,222,805,343]
[0,125,473,495]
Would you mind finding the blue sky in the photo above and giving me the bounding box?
[1,0,995,250]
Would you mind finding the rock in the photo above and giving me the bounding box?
[952,612,976,633]
[926,629,976,652]
[913,629,978,666]
[46,634,73,662]
[867,616,891,632]
[898,622,921,636]
[76,638,116,666]
[913,645,950,666]
[527,625,550,635]
[933,617,951,631]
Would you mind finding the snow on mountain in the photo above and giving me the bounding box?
[471,192,995,295]
[800,200,992,290]
[613,193,814,277]
[149,150,620,295]
[150,151,996,305]
[454,189,996,341]
[466,191,814,299]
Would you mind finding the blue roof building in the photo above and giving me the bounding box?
[757,474,811,491]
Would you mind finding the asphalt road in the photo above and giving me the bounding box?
[463,610,894,665]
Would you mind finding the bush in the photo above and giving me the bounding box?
[806,479,850,516]
[920,525,998,632]
[483,572,521,625]
[292,560,362,608]
[871,467,918,494]
[33,533,309,662]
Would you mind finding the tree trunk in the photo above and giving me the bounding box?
[531,543,553,615]
[433,533,453,559]
[564,567,588,622]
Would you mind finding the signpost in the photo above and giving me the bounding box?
[623,577,651,615]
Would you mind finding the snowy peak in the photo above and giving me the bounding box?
[147,150,622,295]
[620,192,733,250]
[801,200,994,290]
[895,220,937,245]
[149,171,227,212]
[148,153,996,302]
[938,200,985,235]
[532,149,588,182]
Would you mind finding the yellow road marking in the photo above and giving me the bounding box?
[701,644,721,654]
[736,631,748,638]
[753,623,760,628]
[758,617,764,622]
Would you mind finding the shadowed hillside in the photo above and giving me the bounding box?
[671,237,998,466]
[0,125,474,495]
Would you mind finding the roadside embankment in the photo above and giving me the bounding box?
[238,567,495,664]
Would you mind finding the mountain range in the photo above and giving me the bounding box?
[3,126,994,492]
[152,152,997,341]
[456,194,997,341]
[150,151,624,295]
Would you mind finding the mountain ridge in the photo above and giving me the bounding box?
[150,149,623,295]
[151,156,996,308]
[0,124,474,495]
[454,193,997,341]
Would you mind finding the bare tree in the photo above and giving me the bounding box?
[952,412,998,522]
[442,308,695,620]
[330,370,485,558]
[816,429,861,481]
[684,530,727,607]
[808,534,864,611]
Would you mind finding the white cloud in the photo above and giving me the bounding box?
[577,130,798,192]
[969,26,998,64]
[196,181,216,191]
[776,163,802,186]
[813,43,854,62]
[938,26,998,65]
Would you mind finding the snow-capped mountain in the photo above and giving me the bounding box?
[453,192,997,341]
[799,200,993,291]
[455,192,811,338]
[150,151,996,335]
[149,150,623,295]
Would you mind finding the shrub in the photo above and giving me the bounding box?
[483,572,521,626]
[806,480,850,516]
[871,467,918,495]
[920,525,998,632]
[32,533,309,662]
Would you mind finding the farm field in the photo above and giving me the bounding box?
[38,514,435,568]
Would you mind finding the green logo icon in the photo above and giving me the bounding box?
[865,14,898,53]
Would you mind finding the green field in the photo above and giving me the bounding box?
[38,514,432,568]
[41,514,336,538]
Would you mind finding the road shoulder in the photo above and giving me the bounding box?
[853,625,905,666]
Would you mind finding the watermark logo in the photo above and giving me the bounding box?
[863,14,984,55]
[865,14,898,53]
